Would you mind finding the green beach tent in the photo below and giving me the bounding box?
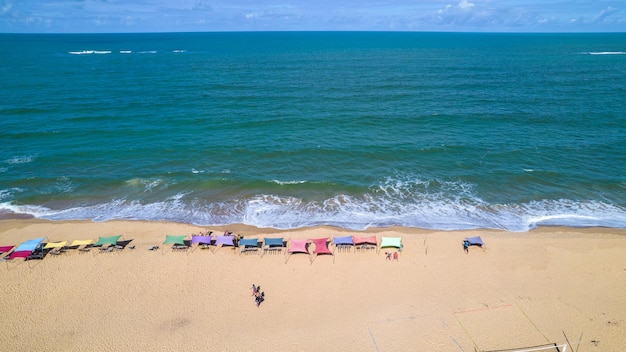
[164,235,187,245]
[94,235,122,246]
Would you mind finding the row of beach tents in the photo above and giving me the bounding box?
[0,234,409,264]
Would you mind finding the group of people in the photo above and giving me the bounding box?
[384,251,399,261]
[251,284,265,307]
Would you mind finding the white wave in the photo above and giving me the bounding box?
[120,50,132,54]
[125,178,168,193]
[0,202,53,217]
[587,51,625,55]
[5,155,36,164]
[69,50,94,55]
[4,177,626,232]
[138,51,157,54]
[0,189,19,200]
[172,50,186,53]
[191,168,205,174]
[271,180,307,185]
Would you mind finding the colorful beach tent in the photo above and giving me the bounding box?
[239,238,259,248]
[14,238,46,252]
[262,237,285,256]
[164,235,186,245]
[310,238,334,264]
[215,235,235,247]
[264,237,284,247]
[44,241,68,249]
[286,239,309,263]
[352,235,377,246]
[311,238,332,255]
[8,251,32,260]
[239,238,260,254]
[352,235,377,252]
[0,245,14,254]
[333,236,353,246]
[288,239,309,254]
[332,236,354,253]
[467,236,484,247]
[191,235,213,245]
[94,235,122,246]
[212,235,235,252]
[70,239,93,247]
[8,237,45,260]
[380,237,402,249]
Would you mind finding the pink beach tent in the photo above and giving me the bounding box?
[8,250,32,260]
[285,239,309,263]
[352,235,377,252]
[310,238,334,264]
[0,245,14,255]
[310,238,332,256]
[287,239,308,254]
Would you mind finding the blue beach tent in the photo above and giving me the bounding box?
[466,236,484,247]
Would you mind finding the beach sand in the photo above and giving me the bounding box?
[0,219,624,351]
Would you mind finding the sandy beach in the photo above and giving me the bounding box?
[0,219,624,351]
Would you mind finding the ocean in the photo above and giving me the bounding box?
[1,32,625,231]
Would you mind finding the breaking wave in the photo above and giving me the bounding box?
[2,177,625,232]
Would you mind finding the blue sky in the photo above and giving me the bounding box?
[1,0,624,33]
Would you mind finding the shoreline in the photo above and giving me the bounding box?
[1,219,625,351]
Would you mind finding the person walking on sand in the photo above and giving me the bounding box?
[463,238,470,253]
[385,251,392,260]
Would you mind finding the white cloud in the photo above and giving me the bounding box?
[458,0,474,10]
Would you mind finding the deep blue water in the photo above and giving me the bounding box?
[1,32,625,231]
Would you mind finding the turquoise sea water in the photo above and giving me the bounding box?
[1,32,625,231]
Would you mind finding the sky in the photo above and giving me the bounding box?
[1,0,624,33]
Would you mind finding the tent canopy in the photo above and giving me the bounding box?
[264,237,284,247]
[0,245,15,253]
[8,251,32,259]
[15,237,46,252]
[333,236,353,245]
[467,236,484,246]
[239,238,259,247]
[311,238,332,255]
[44,241,68,249]
[95,235,121,246]
[288,239,309,254]
[380,237,402,249]
[215,235,235,246]
[164,235,186,245]
[352,235,377,245]
[191,235,212,245]
[70,239,93,247]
